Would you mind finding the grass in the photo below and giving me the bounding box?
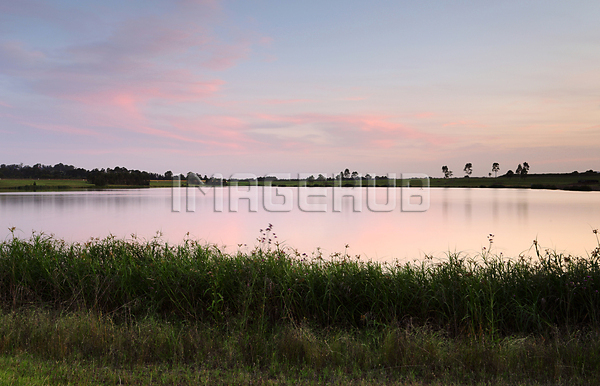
[429,173,600,190]
[0,179,158,192]
[1,230,600,384]
[3,172,599,192]
[3,230,600,334]
[2,310,600,385]
[0,179,94,192]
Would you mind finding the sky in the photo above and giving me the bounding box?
[0,0,599,178]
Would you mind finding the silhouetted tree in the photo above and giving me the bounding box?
[492,163,500,178]
[442,165,452,178]
[463,163,473,177]
[516,164,522,175]
[521,162,530,177]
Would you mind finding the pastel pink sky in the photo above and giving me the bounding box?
[0,0,599,177]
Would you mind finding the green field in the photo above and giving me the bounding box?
[429,172,600,191]
[0,179,173,192]
[2,172,599,192]
[0,178,95,191]
[1,232,600,384]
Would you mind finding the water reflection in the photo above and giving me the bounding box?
[0,188,598,261]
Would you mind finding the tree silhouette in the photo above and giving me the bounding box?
[521,162,530,177]
[442,165,452,178]
[492,163,500,178]
[463,163,473,177]
[516,164,522,175]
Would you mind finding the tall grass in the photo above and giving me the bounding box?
[2,229,600,337]
[2,309,600,384]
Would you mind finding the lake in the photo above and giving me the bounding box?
[1,187,599,261]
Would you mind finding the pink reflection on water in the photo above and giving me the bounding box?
[0,188,599,261]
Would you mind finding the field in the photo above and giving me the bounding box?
[2,172,599,192]
[0,179,174,192]
[0,179,95,192]
[429,172,600,191]
[1,231,600,384]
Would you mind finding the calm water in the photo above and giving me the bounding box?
[0,187,599,261]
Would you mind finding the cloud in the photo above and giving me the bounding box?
[442,120,488,128]
[251,113,447,149]
[262,99,314,105]
[0,0,265,137]
[18,121,106,139]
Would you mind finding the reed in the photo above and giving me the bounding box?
[2,229,600,336]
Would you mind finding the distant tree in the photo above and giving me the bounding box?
[442,165,453,178]
[165,171,173,180]
[351,171,359,179]
[317,174,326,181]
[343,168,351,179]
[307,175,315,182]
[463,163,473,177]
[516,164,522,176]
[492,163,500,178]
[521,162,530,177]
[506,170,514,178]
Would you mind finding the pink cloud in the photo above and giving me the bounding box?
[443,120,488,128]
[168,116,259,150]
[18,120,106,139]
[262,99,314,105]
[249,112,449,150]
[0,0,264,134]
[413,112,435,119]
[0,101,13,108]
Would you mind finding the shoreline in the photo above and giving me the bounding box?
[1,173,599,193]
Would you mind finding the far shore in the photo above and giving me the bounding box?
[1,172,599,192]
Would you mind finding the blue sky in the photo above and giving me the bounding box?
[1,0,599,177]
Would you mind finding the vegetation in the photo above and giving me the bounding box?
[0,178,95,192]
[2,230,600,383]
[441,165,452,179]
[1,162,599,192]
[0,163,174,188]
[463,163,473,177]
[429,171,600,190]
[492,162,500,178]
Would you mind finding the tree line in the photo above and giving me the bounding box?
[441,162,530,178]
[0,163,173,186]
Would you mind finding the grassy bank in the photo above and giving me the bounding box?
[2,172,599,192]
[0,179,95,192]
[2,231,600,334]
[0,179,162,192]
[1,232,600,383]
[2,310,600,385]
[429,172,600,191]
